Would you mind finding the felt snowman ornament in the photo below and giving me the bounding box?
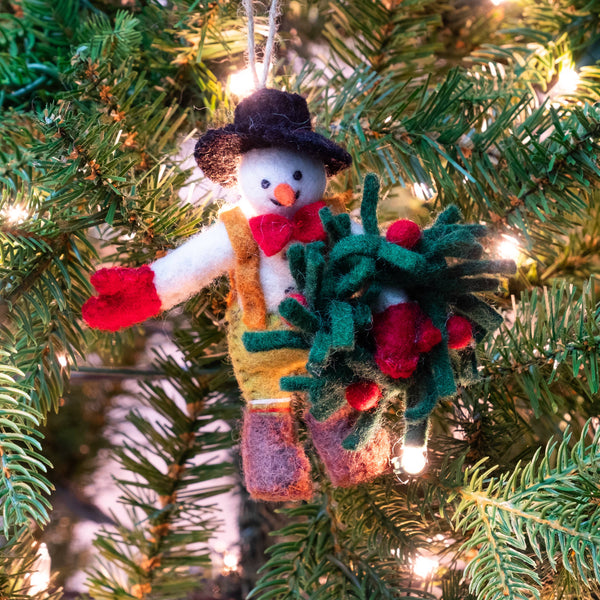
[83,89,392,501]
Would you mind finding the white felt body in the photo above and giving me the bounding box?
[152,148,328,313]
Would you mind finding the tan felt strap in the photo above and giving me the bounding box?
[221,207,267,330]
[324,191,352,215]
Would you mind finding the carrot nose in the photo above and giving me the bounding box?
[274,183,297,207]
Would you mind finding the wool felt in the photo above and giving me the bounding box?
[194,89,352,187]
[373,302,442,379]
[221,207,267,330]
[82,265,162,331]
[84,102,372,500]
[248,200,328,257]
[227,305,309,402]
[238,148,328,219]
[345,381,382,411]
[242,409,313,501]
[386,219,422,250]
[151,219,235,311]
[244,173,517,452]
[446,314,473,349]
[306,406,390,487]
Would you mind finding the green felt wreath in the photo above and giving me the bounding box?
[243,174,516,451]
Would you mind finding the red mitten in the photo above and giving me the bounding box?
[82,265,162,331]
[446,314,473,349]
[373,302,442,379]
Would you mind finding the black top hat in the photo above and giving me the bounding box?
[194,88,352,188]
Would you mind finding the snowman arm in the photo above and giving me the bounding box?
[151,220,234,311]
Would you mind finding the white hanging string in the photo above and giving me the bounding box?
[261,0,280,87]
[242,0,280,91]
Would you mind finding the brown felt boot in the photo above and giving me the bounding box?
[306,406,391,487]
[242,408,313,502]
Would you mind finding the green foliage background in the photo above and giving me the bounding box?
[2,0,600,598]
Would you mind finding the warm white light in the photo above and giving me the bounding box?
[222,550,239,574]
[412,182,435,201]
[554,66,580,96]
[412,553,438,579]
[490,0,505,5]
[229,64,264,98]
[57,354,68,368]
[498,234,521,261]
[27,543,51,596]
[2,205,29,224]
[401,445,427,475]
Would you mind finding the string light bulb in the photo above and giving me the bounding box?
[27,542,51,596]
[229,63,264,98]
[400,445,428,475]
[498,234,521,261]
[554,65,580,97]
[2,205,29,224]
[222,550,239,574]
[412,553,439,579]
[57,354,68,368]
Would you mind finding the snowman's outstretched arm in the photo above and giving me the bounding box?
[83,221,234,331]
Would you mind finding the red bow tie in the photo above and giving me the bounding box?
[248,201,327,257]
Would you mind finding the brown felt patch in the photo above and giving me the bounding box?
[307,406,390,487]
[221,207,267,330]
[242,409,313,501]
[324,190,352,215]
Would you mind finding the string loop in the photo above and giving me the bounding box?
[242,0,280,90]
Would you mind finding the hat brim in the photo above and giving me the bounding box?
[194,124,352,188]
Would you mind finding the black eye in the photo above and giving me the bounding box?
[261,179,270,189]
[293,170,303,181]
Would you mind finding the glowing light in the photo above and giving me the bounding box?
[222,550,239,574]
[412,553,438,579]
[554,65,580,96]
[2,205,29,224]
[490,0,506,5]
[27,543,51,596]
[57,354,68,368]
[401,445,427,475]
[498,234,521,261]
[229,64,264,98]
[412,182,435,201]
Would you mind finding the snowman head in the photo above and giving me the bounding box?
[238,147,327,217]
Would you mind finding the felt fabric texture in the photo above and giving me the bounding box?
[373,302,442,379]
[227,305,308,402]
[152,219,234,311]
[82,265,162,331]
[345,381,382,411]
[242,409,313,501]
[221,207,267,330]
[194,89,352,187]
[248,201,327,257]
[245,174,516,454]
[238,148,328,219]
[386,219,422,249]
[306,406,390,487]
[446,314,473,349]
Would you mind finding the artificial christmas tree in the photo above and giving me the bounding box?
[2,0,600,599]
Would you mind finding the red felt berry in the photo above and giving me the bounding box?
[447,315,473,349]
[386,219,422,249]
[345,381,382,411]
[288,292,308,307]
